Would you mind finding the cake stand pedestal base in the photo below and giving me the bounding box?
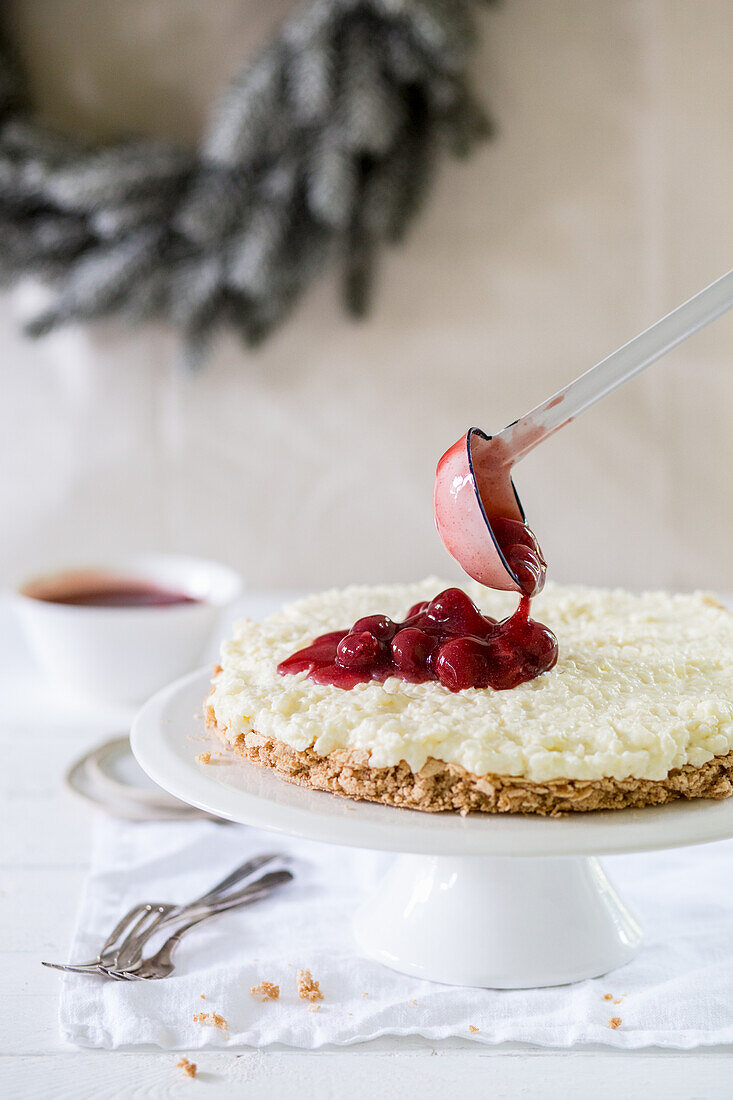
[354,854,642,989]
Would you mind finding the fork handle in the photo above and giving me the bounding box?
[155,886,280,964]
[157,876,292,957]
[122,878,291,979]
[117,861,290,969]
[189,852,287,906]
[183,870,293,913]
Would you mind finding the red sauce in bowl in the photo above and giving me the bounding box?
[23,572,200,608]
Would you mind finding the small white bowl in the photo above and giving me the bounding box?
[13,554,241,705]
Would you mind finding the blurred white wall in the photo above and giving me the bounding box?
[2,0,732,592]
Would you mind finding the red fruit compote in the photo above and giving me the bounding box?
[278,583,557,693]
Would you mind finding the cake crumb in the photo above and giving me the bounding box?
[608,1016,622,1030]
[251,981,279,1002]
[411,1000,417,1006]
[178,1057,197,1078]
[603,993,613,1001]
[200,994,206,1000]
[361,992,369,998]
[613,998,623,1005]
[469,1025,479,1033]
[308,1004,320,1013]
[193,1011,228,1034]
[297,968,323,1002]
[196,752,211,764]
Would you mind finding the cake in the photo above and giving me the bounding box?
[205,579,733,815]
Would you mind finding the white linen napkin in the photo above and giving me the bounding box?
[60,816,733,1050]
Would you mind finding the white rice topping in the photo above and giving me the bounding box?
[209,579,733,782]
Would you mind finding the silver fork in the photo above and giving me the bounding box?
[42,852,288,975]
[107,868,294,975]
[108,856,291,973]
[103,870,294,981]
[41,902,177,976]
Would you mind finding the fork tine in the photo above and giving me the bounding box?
[107,905,170,969]
[43,900,195,977]
[106,867,290,977]
[99,903,150,957]
[42,853,294,979]
[111,870,294,980]
[41,962,112,975]
[98,966,140,981]
[41,901,154,972]
[112,906,176,968]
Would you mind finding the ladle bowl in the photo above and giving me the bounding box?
[434,267,733,590]
[434,428,526,592]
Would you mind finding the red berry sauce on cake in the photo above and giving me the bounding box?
[278,584,557,693]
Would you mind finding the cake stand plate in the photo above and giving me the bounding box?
[131,669,733,989]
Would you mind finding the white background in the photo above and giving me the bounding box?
[1,0,732,593]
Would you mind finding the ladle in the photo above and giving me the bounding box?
[434,267,733,591]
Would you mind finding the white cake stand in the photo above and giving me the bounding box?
[131,668,733,989]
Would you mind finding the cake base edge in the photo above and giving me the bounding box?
[204,703,733,817]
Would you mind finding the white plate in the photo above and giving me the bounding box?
[131,668,733,859]
[65,735,218,821]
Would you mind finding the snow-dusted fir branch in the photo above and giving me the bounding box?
[0,0,490,358]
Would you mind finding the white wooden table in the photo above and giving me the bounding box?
[2,592,732,1098]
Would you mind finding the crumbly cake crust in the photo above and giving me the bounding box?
[205,704,733,816]
[296,968,324,1002]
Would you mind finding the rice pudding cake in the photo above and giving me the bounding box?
[205,579,733,815]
